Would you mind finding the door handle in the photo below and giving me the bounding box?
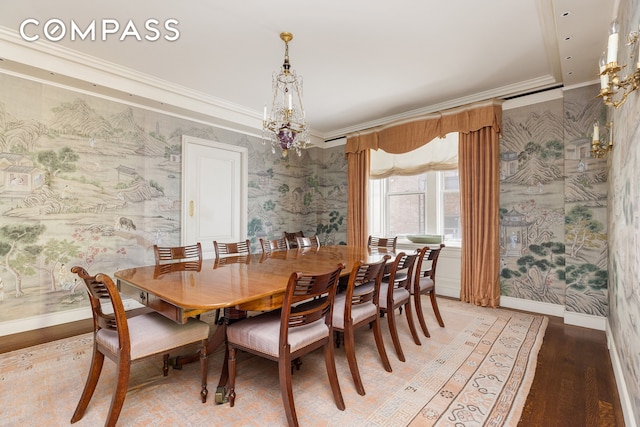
[189,200,194,217]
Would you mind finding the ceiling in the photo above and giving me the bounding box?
[0,0,616,143]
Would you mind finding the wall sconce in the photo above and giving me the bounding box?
[599,19,640,108]
[591,120,613,158]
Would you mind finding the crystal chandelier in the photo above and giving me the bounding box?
[262,32,309,158]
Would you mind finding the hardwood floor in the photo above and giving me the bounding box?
[518,315,625,427]
[1,309,626,425]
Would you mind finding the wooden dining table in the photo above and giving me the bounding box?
[114,244,397,401]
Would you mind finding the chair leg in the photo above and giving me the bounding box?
[385,308,405,362]
[429,291,445,327]
[403,301,422,346]
[162,353,170,376]
[199,339,209,403]
[343,326,365,395]
[278,351,299,427]
[371,317,392,372]
[414,293,431,338]
[323,340,345,410]
[105,357,131,427]
[228,346,237,407]
[70,349,105,423]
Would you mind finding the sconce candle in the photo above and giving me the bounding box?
[593,121,599,142]
[607,19,620,64]
[599,52,609,90]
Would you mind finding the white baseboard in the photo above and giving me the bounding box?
[564,310,606,331]
[606,320,639,427]
[499,295,565,317]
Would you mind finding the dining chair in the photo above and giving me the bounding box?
[333,256,392,395]
[213,239,252,258]
[284,230,304,248]
[153,242,202,264]
[412,244,446,337]
[378,251,421,362]
[260,236,290,253]
[367,235,398,250]
[295,235,320,248]
[226,263,346,427]
[70,267,210,427]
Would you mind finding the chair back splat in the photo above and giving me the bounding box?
[413,243,446,337]
[367,235,398,250]
[153,243,202,264]
[213,239,251,258]
[260,237,290,253]
[284,231,304,248]
[226,263,346,427]
[69,267,209,426]
[295,235,320,249]
[333,255,391,395]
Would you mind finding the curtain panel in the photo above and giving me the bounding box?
[345,99,503,307]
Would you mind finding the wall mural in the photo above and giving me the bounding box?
[0,73,347,326]
[499,85,609,316]
[607,0,640,416]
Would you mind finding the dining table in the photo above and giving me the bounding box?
[114,244,398,402]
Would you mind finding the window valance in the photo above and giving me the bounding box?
[345,99,503,155]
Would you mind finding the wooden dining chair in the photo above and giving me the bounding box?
[412,244,446,337]
[295,235,320,248]
[260,237,290,253]
[226,263,346,427]
[70,267,210,427]
[212,239,252,324]
[284,230,304,248]
[367,235,397,250]
[153,242,202,264]
[333,256,392,395]
[213,239,252,258]
[378,251,421,362]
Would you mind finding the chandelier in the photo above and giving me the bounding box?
[262,32,309,158]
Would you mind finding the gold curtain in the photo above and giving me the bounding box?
[459,127,501,307]
[347,149,369,247]
[345,99,502,306]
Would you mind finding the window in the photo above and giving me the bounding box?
[369,170,461,244]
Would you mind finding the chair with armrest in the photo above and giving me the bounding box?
[367,235,398,250]
[226,263,346,427]
[378,251,421,362]
[260,237,290,253]
[69,266,209,427]
[333,255,392,395]
[284,230,304,248]
[295,235,320,249]
[412,244,446,337]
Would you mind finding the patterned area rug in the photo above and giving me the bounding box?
[0,298,546,426]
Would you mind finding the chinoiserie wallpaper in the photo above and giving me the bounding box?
[607,0,640,417]
[0,72,347,325]
[499,84,609,316]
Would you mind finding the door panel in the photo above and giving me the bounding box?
[182,136,247,259]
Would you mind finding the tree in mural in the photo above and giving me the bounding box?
[71,227,110,272]
[316,210,344,245]
[41,239,82,291]
[505,140,563,185]
[36,146,79,184]
[565,205,605,259]
[501,241,564,304]
[247,217,264,243]
[278,183,289,195]
[0,224,46,297]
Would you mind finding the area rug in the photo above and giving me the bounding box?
[0,298,546,426]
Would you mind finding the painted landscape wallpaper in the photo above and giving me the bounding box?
[0,72,347,325]
[499,85,609,316]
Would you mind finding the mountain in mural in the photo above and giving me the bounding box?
[50,98,113,137]
[501,110,564,153]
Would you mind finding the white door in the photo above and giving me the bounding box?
[182,136,248,259]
